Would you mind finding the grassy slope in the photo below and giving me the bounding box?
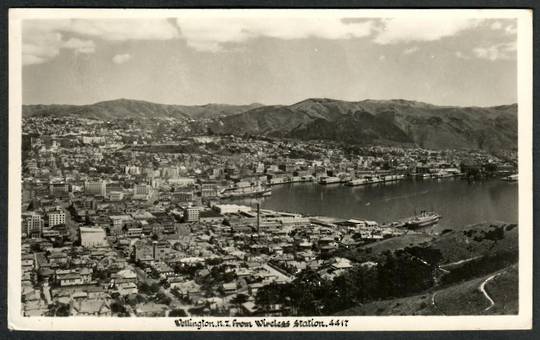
[335,222,518,315]
[341,222,517,264]
[335,263,518,316]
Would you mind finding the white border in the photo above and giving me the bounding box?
[8,8,533,331]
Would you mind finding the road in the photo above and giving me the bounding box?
[479,272,502,312]
[431,291,446,315]
[440,256,483,270]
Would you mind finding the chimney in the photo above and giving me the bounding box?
[152,241,158,260]
[256,203,260,233]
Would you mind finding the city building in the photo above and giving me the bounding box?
[183,206,202,222]
[23,211,43,237]
[85,180,107,197]
[79,226,108,248]
[47,209,66,227]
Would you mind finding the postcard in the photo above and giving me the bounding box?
[8,8,533,331]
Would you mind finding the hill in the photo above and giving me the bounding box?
[334,264,518,316]
[210,98,517,152]
[23,97,517,152]
[23,99,261,121]
[333,222,518,316]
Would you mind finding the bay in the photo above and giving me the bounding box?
[234,178,518,227]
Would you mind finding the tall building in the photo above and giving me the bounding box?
[47,210,66,227]
[23,212,43,237]
[201,183,219,198]
[85,180,107,196]
[134,184,150,196]
[161,166,179,179]
[124,165,141,175]
[49,182,69,195]
[183,206,202,222]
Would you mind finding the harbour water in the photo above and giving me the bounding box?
[235,178,518,227]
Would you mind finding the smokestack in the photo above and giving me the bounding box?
[256,203,260,233]
[152,241,157,260]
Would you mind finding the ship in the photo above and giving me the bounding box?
[502,174,518,182]
[347,174,404,186]
[219,185,272,199]
[346,178,370,186]
[383,174,405,182]
[405,211,441,229]
[318,176,342,184]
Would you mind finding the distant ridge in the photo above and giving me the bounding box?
[208,98,517,152]
[23,98,263,121]
[23,97,517,152]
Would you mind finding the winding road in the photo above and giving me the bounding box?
[431,291,446,315]
[479,272,502,312]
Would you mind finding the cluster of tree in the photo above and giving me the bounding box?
[110,300,130,317]
[173,262,204,278]
[139,282,161,296]
[154,292,172,305]
[255,248,441,316]
[47,302,70,317]
[204,264,237,287]
[440,249,518,286]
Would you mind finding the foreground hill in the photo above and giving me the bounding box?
[23,99,261,121]
[335,264,518,316]
[334,222,518,315]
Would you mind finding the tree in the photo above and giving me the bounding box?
[169,309,187,317]
[30,242,41,253]
[155,292,172,305]
[111,301,128,316]
[231,293,248,307]
[139,282,160,295]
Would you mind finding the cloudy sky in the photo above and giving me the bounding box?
[21,12,518,107]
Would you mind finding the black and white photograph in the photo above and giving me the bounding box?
[7,8,533,331]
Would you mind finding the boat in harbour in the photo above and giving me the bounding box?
[346,178,369,186]
[405,211,441,229]
[220,185,272,199]
[502,174,518,182]
[319,176,342,184]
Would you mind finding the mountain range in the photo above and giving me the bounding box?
[23,98,262,121]
[23,98,517,152]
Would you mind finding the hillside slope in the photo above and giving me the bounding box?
[334,222,518,316]
[211,98,517,151]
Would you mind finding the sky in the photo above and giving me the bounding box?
[21,12,518,107]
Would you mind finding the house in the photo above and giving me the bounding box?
[170,280,201,297]
[222,282,238,294]
[79,267,93,283]
[152,262,174,279]
[48,251,69,267]
[57,272,84,286]
[241,301,258,315]
[135,302,169,317]
[117,282,138,296]
[72,298,112,316]
[112,269,138,284]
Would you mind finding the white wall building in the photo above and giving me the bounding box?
[47,210,66,227]
[80,227,108,248]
